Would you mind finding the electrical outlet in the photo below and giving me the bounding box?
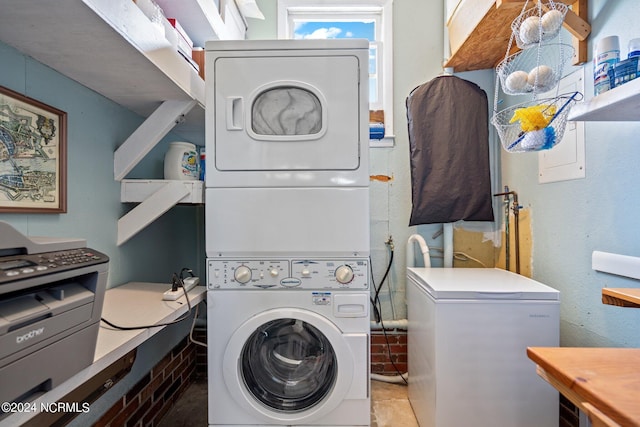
[182,276,199,291]
[162,288,183,301]
[162,277,200,301]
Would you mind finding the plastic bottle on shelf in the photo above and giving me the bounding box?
[199,147,206,181]
[593,36,620,96]
[164,142,199,180]
[628,39,640,58]
[612,38,640,88]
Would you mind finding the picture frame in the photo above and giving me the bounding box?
[0,85,67,213]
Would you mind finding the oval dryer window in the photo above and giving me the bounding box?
[251,87,323,136]
[240,318,337,412]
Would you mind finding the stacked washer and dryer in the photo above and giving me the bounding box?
[204,40,371,426]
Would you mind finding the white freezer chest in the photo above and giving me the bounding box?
[407,268,560,427]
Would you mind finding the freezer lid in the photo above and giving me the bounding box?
[407,268,560,300]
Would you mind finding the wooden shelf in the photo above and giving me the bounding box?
[445,0,590,72]
[569,77,640,121]
[602,288,640,308]
[445,0,524,72]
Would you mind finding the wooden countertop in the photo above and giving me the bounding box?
[602,288,640,308]
[527,347,640,427]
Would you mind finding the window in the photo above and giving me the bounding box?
[277,0,394,146]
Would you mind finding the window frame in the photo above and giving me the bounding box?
[277,0,394,147]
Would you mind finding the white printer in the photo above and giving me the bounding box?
[0,222,109,406]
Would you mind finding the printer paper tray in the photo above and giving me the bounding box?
[0,303,93,364]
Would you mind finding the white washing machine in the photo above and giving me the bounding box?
[207,258,370,426]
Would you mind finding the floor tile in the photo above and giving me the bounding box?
[158,378,418,426]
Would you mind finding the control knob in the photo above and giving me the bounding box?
[234,265,252,284]
[269,268,279,278]
[335,265,354,284]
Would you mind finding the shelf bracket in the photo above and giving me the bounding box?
[568,0,589,65]
[114,99,197,181]
[117,181,191,246]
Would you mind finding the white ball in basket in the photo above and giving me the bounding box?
[519,16,541,44]
[528,65,555,89]
[521,129,546,150]
[541,9,564,34]
[505,70,530,92]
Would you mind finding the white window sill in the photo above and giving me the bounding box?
[370,135,395,148]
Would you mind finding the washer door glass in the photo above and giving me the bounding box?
[240,318,337,412]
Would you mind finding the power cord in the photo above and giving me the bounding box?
[370,236,394,323]
[369,237,408,385]
[189,303,207,348]
[100,270,195,331]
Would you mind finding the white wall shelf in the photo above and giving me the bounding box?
[0,0,208,139]
[568,77,640,121]
[0,0,245,245]
[157,0,246,46]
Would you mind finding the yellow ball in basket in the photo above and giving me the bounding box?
[519,16,541,44]
[505,70,530,92]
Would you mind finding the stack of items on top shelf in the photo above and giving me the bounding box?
[134,0,202,76]
[598,36,640,94]
[491,0,581,153]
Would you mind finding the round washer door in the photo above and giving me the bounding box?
[223,308,355,424]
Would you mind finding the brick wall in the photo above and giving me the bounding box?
[92,327,577,427]
[93,337,198,427]
[560,394,580,427]
[370,329,407,375]
[89,330,579,427]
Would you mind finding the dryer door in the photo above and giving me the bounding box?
[223,308,363,424]
[212,55,361,172]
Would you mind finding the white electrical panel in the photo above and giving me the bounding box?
[538,68,586,184]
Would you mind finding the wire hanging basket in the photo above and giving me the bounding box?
[496,42,575,95]
[491,92,580,153]
[511,2,569,49]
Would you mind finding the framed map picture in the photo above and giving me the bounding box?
[0,85,67,213]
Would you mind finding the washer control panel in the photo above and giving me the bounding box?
[208,258,368,290]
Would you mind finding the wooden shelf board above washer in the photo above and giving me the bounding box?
[444,0,590,72]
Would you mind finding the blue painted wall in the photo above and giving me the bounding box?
[253,0,640,348]
[0,40,204,424]
[0,41,204,285]
[501,0,640,348]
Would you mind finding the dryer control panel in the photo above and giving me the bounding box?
[207,258,369,290]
